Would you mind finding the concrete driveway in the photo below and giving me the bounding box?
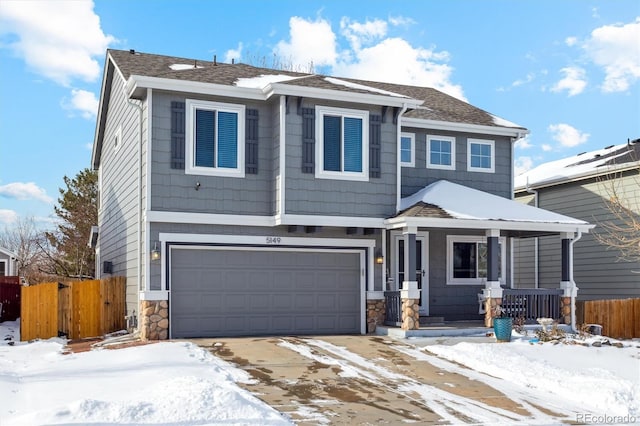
[195,335,568,425]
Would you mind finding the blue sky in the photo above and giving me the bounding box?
[0,0,638,226]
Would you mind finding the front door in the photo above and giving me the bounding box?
[392,233,429,315]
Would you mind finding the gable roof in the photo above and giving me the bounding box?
[387,180,593,234]
[93,49,528,168]
[0,246,18,259]
[515,141,640,191]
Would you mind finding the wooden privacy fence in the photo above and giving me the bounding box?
[578,298,640,339]
[21,277,125,341]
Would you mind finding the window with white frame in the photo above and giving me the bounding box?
[400,132,415,167]
[467,138,495,172]
[427,135,455,170]
[316,106,369,181]
[185,99,245,177]
[446,235,506,285]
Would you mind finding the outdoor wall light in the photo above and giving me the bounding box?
[151,242,161,261]
[375,249,384,264]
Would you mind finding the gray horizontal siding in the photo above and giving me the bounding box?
[515,172,640,300]
[150,91,275,215]
[284,99,397,218]
[401,128,512,198]
[97,73,141,316]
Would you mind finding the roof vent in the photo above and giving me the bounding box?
[604,144,614,149]
[129,49,135,54]
[213,55,217,66]
[594,154,601,158]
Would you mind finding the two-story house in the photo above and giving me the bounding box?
[91,49,592,339]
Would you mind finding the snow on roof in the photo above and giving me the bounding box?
[400,180,587,224]
[490,113,522,128]
[234,74,301,89]
[324,77,409,98]
[169,63,204,71]
[514,143,637,189]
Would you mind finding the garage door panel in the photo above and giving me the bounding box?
[171,248,362,338]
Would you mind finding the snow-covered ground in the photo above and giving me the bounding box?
[1,319,639,425]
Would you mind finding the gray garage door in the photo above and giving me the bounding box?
[170,247,362,338]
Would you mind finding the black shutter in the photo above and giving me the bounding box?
[245,108,259,174]
[302,107,315,173]
[369,114,381,178]
[171,101,185,169]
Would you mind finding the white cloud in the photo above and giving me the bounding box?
[514,156,533,176]
[551,66,587,96]
[61,89,99,119]
[388,16,416,27]
[0,0,114,86]
[273,16,465,100]
[0,182,53,203]
[565,36,578,47]
[274,16,337,68]
[0,209,18,224]
[514,135,533,149]
[541,144,553,152]
[583,17,640,92]
[512,73,535,87]
[340,17,387,50]
[224,42,243,63]
[548,123,590,148]
[85,142,93,150]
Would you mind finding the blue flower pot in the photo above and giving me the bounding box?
[493,317,513,342]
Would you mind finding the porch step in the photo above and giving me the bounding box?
[419,316,445,326]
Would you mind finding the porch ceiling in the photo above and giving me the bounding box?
[387,180,594,234]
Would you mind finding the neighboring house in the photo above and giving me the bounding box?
[0,247,18,276]
[91,49,592,339]
[514,142,640,300]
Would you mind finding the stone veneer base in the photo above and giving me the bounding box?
[141,300,169,340]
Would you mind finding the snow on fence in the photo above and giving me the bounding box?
[21,277,126,341]
[578,298,640,339]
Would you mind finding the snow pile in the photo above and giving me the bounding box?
[169,63,204,71]
[422,338,640,418]
[324,77,408,97]
[234,74,300,89]
[0,329,289,425]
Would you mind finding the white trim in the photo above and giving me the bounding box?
[140,291,169,301]
[278,95,286,218]
[390,230,429,314]
[446,235,506,285]
[315,105,369,181]
[426,135,456,170]
[366,290,385,300]
[159,232,376,248]
[467,138,495,173]
[396,105,409,213]
[385,215,593,233]
[127,75,422,108]
[400,132,415,167]
[144,89,152,292]
[402,117,528,138]
[185,99,246,178]
[146,210,388,228]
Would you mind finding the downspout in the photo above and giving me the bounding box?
[396,104,409,213]
[127,97,144,308]
[525,178,539,288]
[569,229,582,332]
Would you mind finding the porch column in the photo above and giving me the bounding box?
[559,232,577,325]
[401,227,420,330]
[483,229,502,326]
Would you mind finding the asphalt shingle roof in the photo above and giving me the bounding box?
[108,49,526,130]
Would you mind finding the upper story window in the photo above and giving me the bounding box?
[446,235,506,285]
[427,135,455,170]
[400,133,415,167]
[467,138,495,173]
[185,99,245,177]
[316,106,369,181]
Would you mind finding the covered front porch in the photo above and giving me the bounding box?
[365,181,594,334]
